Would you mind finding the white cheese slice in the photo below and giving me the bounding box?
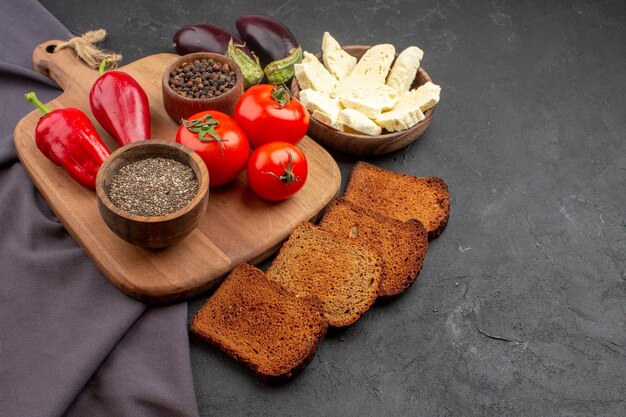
[337,96,388,119]
[374,106,425,132]
[333,79,398,118]
[301,51,318,64]
[294,52,338,93]
[294,64,312,90]
[373,83,433,132]
[321,32,357,80]
[346,44,395,84]
[311,110,344,131]
[386,46,424,94]
[298,89,343,120]
[338,108,382,136]
[403,81,441,111]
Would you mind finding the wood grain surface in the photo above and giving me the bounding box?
[14,40,341,303]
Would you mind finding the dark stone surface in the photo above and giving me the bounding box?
[37,0,626,415]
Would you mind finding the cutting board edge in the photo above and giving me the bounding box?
[15,116,341,304]
[14,44,343,303]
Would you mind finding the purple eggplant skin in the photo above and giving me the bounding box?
[173,23,254,58]
[236,15,299,67]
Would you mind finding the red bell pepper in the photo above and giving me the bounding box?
[89,60,151,146]
[26,92,111,190]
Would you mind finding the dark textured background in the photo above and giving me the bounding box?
[37,0,626,415]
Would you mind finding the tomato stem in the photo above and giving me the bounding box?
[181,114,228,155]
[262,149,298,185]
[271,85,291,108]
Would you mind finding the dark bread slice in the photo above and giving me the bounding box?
[343,162,450,239]
[190,263,328,380]
[266,222,382,327]
[319,198,428,298]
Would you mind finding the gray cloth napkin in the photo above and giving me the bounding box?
[0,2,200,416]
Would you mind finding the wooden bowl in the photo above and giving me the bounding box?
[290,45,436,155]
[96,140,210,248]
[162,52,244,123]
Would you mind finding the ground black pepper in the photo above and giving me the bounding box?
[169,59,237,99]
[109,157,198,217]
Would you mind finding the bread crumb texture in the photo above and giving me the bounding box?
[320,198,428,298]
[190,264,328,380]
[267,222,382,327]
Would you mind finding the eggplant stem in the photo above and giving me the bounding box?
[264,46,302,85]
[227,39,263,89]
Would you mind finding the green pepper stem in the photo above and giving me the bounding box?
[25,92,51,115]
[99,59,110,76]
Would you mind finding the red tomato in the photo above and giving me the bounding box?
[247,142,308,201]
[176,110,249,186]
[233,84,310,149]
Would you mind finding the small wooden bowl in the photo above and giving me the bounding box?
[96,140,210,248]
[290,45,436,155]
[162,52,244,123]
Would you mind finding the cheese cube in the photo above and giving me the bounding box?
[386,46,424,94]
[346,44,395,84]
[322,32,357,80]
[294,52,338,94]
[298,89,343,120]
[338,109,382,136]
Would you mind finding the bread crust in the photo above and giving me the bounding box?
[344,161,450,240]
[320,198,428,298]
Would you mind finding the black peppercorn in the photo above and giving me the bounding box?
[169,60,237,99]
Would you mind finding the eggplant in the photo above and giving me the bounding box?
[236,15,302,85]
[173,23,263,89]
[173,23,253,57]
[236,15,299,66]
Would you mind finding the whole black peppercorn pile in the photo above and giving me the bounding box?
[169,59,237,99]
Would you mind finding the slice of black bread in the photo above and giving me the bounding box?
[190,263,328,380]
[343,162,450,239]
[319,198,428,298]
[266,222,382,327]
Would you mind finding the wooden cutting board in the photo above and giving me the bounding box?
[13,40,341,303]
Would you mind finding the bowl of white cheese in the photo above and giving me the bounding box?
[290,38,440,155]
